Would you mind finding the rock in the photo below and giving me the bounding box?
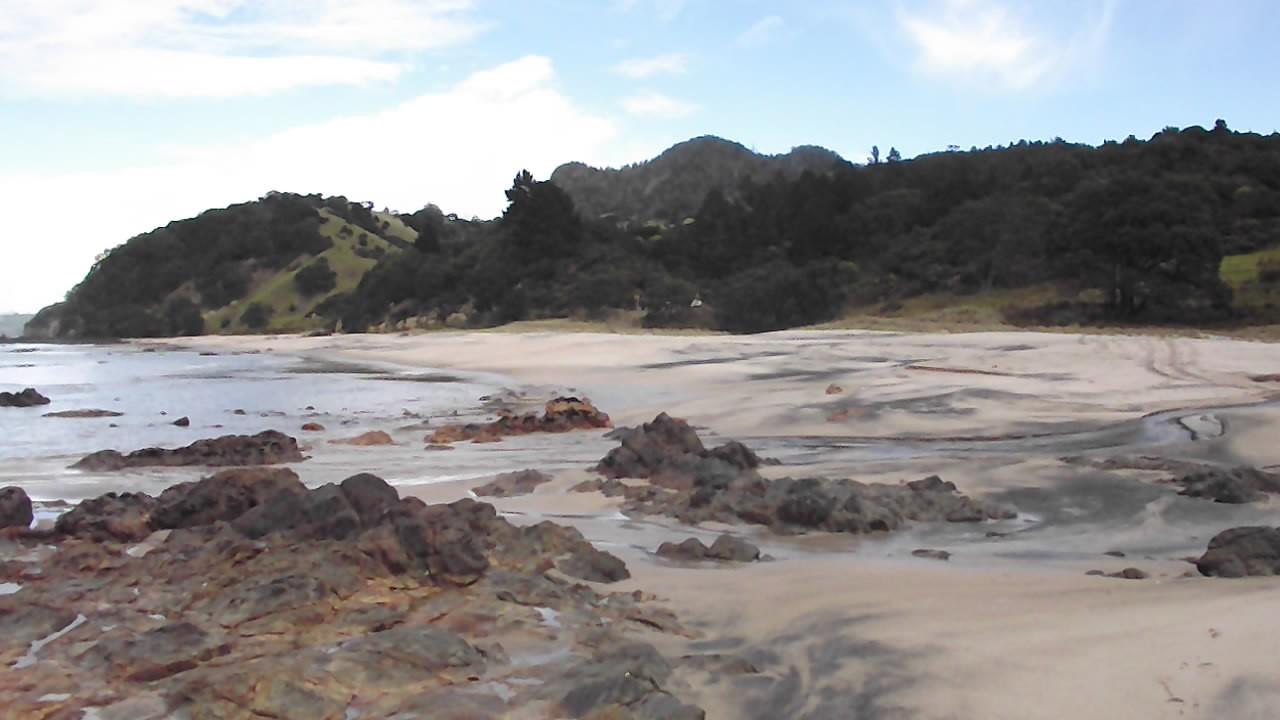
[56,492,158,542]
[1085,569,1106,576]
[474,469,553,497]
[81,621,231,681]
[426,396,611,445]
[557,545,631,583]
[553,640,705,720]
[1173,467,1280,503]
[911,548,952,561]
[43,409,123,418]
[656,535,760,563]
[71,430,304,471]
[596,413,766,486]
[330,430,394,446]
[172,416,190,427]
[1107,567,1148,579]
[1196,526,1280,577]
[301,422,325,432]
[1104,550,1126,558]
[0,486,33,529]
[233,483,363,542]
[0,388,50,407]
[825,384,844,395]
[149,468,307,530]
[339,473,400,527]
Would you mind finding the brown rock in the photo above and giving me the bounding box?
[427,396,611,445]
[1107,567,1149,580]
[71,430,304,471]
[330,430,394,446]
[43,409,123,418]
[173,416,191,427]
[474,469,553,497]
[911,548,952,561]
[149,468,307,530]
[1196,526,1280,577]
[0,486,33,529]
[301,422,325,432]
[825,384,844,395]
[56,492,158,542]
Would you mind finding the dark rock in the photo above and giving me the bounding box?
[1196,526,1280,577]
[150,468,306,530]
[1104,550,1126,558]
[0,486,33,529]
[71,430,304,471]
[657,534,760,563]
[339,473,399,527]
[558,545,631,583]
[1174,467,1280,503]
[56,492,158,542]
[172,416,190,427]
[911,548,952,561]
[233,482,362,541]
[657,537,713,561]
[1106,567,1149,580]
[329,430,394,446]
[555,640,705,720]
[474,469,553,498]
[0,388,50,407]
[1085,569,1106,576]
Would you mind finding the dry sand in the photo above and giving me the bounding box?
[169,329,1280,720]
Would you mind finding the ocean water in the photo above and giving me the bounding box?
[0,343,617,502]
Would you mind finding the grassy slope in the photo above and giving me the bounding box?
[1220,246,1280,310]
[206,209,414,333]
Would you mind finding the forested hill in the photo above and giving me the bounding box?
[26,193,422,339]
[549,136,846,224]
[29,122,1280,338]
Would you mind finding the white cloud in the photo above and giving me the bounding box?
[896,0,1114,90]
[612,53,688,79]
[620,91,697,118]
[737,15,784,48]
[0,56,621,313]
[0,0,481,98]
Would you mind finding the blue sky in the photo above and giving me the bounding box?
[2,0,1278,313]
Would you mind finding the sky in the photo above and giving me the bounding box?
[2,0,1278,313]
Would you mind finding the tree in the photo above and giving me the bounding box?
[869,146,880,165]
[294,257,337,296]
[887,147,902,163]
[161,297,205,336]
[501,170,584,262]
[1048,174,1230,320]
[240,302,273,330]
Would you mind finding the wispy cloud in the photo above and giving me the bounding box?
[621,91,697,118]
[737,15,784,48]
[0,0,483,98]
[896,0,1115,90]
[611,52,689,79]
[0,56,621,312]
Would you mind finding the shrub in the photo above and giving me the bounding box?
[240,302,273,330]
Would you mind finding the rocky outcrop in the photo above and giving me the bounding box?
[43,409,123,418]
[0,486,32,529]
[0,388,50,407]
[595,414,1012,535]
[1196,526,1280,577]
[0,472,692,719]
[1173,467,1280,504]
[426,397,611,445]
[656,535,760,563]
[474,469,553,497]
[71,430,303,471]
[596,412,768,490]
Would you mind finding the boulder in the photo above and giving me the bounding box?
[0,388,50,407]
[911,549,952,561]
[656,535,760,563]
[301,422,325,432]
[56,492,158,542]
[557,545,631,583]
[1196,526,1280,577]
[0,486,33,529]
[596,413,767,486]
[149,468,307,530]
[825,384,844,395]
[71,430,304,471]
[474,469,553,497]
[173,416,190,427]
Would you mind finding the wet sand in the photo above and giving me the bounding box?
[166,330,1280,719]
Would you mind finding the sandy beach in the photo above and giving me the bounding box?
[145,328,1280,719]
